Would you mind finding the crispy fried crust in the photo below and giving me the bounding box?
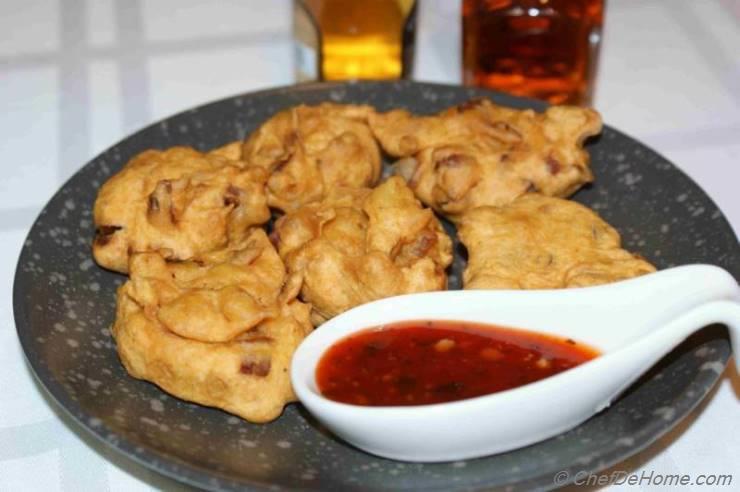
[273,177,453,325]
[112,229,313,423]
[369,99,602,221]
[124,229,286,342]
[93,147,270,273]
[208,141,244,160]
[242,103,382,212]
[458,194,655,290]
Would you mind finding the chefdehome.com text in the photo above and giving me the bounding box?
[553,469,733,487]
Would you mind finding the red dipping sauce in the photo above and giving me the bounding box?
[316,320,600,406]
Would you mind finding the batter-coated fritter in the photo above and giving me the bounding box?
[123,229,287,343]
[242,103,382,212]
[369,98,602,221]
[112,229,312,423]
[93,146,270,273]
[208,141,243,160]
[458,194,655,290]
[273,177,453,325]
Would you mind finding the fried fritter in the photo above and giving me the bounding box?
[208,140,243,160]
[112,229,312,423]
[123,229,287,342]
[369,98,602,221]
[458,194,656,290]
[242,103,382,212]
[93,146,270,273]
[273,176,453,325]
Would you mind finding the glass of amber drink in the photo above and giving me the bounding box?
[294,0,417,82]
[462,0,604,105]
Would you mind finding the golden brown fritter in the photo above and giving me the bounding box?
[123,229,287,342]
[458,194,655,290]
[208,141,243,160]
[112,229,312,423]
[242,103,382,212]
[273,176,453,325]
[369,98,602,221]
[93,146,270,273]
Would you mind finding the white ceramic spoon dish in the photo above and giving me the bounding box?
[291,264,740,462]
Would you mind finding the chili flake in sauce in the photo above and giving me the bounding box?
[316,320,599,406]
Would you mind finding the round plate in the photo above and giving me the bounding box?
[14,81,740,491]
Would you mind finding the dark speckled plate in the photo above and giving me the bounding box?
[13,82,740,491]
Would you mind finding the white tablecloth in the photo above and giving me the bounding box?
[1,1,738,490]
